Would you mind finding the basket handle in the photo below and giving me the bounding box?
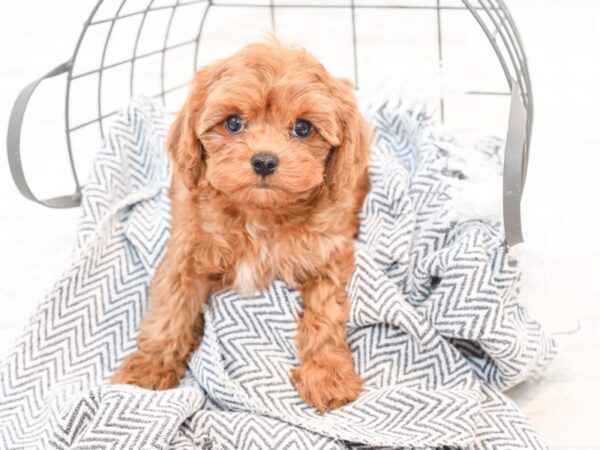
[503,80,528,247]
[6,61,81,208]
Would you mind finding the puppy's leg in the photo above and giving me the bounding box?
[291,245,362,413]
[111,242,208,390]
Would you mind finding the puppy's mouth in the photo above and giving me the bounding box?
[208,171,322,209]
[221,180,314,209]
[250,174,288,192]
[220,179,281,200]
[257,178,270,189]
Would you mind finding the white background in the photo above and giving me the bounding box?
[1,1,599,448]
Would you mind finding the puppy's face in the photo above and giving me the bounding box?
[168,41,370,209]
[199,69,338,208]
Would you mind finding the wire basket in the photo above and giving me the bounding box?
[6,0,532,246]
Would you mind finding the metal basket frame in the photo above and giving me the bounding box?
[6,0,532,245]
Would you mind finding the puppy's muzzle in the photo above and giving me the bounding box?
[251,153,279,177]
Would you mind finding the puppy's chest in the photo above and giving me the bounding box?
[231,223,296,294]
[199,216,345,295]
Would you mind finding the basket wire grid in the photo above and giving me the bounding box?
[7,0,532,246]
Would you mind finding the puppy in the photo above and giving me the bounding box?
[111,39,371,413]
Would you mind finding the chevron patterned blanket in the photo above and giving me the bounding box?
[0,96,555,449]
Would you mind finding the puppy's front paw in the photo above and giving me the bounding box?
[291,359,363,413]
[111,351,181,390]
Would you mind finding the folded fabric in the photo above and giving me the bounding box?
[0,95,555,449]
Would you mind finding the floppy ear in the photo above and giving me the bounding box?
[167,101,202,190]
[167,64,220,191]
[327,78,371,201]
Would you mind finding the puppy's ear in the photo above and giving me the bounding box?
[327,78,371,201]
[167,65,220,190]
[167,102,201,190]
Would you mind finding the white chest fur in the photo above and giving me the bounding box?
[233,259,259,295]
[232,220,269,295]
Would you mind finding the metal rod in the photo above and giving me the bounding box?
[193,1,212,71]
[130,0,157,97]
[476,0,532,186]
[479,0,526,103]
[496,0,534,166]
[269,0,276,33]
[350,0,359,88]
[159,0,181,105]
[466,90,511,96]
[97,0,130,139]
[461,1,513,92]
[209,3,499,10]
[436,0,445,123]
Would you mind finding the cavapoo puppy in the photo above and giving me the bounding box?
[111,39,371,413]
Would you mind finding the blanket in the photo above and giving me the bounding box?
[0,96,556,449]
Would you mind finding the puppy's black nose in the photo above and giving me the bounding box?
[251,153,279,176]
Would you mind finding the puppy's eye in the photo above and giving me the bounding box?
[224,115,244,134]
[292,119,312,138]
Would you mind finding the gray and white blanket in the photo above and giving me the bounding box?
[0,96,555,449]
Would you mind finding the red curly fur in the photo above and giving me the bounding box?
[111,39,371,413]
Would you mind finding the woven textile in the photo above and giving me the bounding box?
[0,96,555,449]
